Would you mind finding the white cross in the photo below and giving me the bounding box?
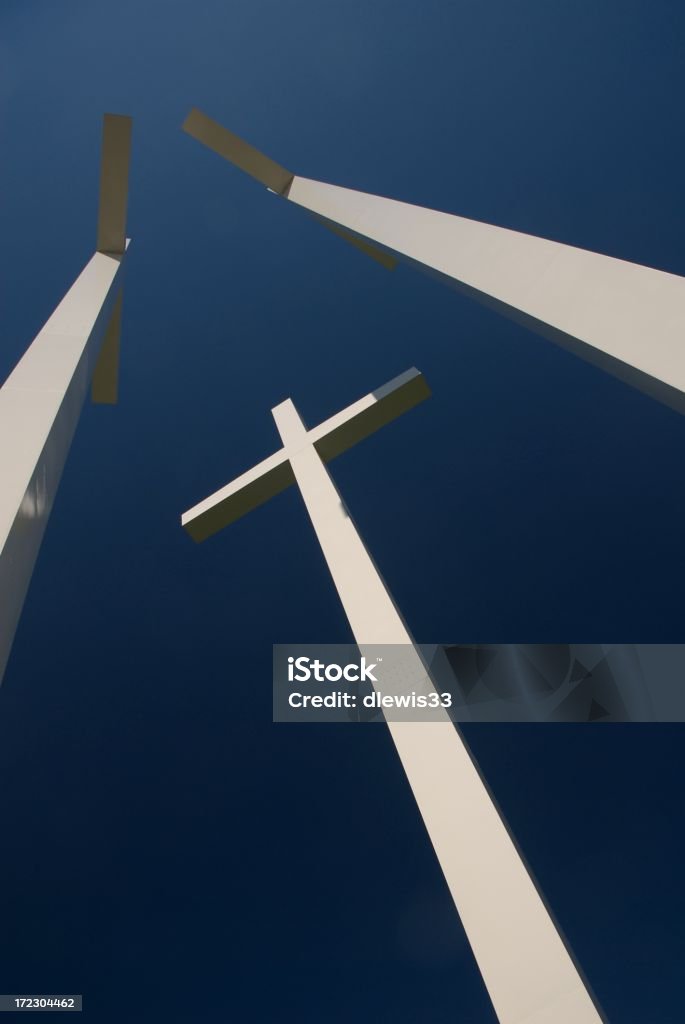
[182,368,604,1024]
[0,113,132,684]
[183,107,685,415]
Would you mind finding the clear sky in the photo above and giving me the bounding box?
[1,1,684,1021]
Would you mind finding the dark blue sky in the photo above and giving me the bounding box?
[1,1,685,1021]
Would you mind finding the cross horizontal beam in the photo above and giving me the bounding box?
[182,108,294,195]
[96,113,133,256]
[181,109,396,270]
[181,367,429,542]
[92,114,132,403]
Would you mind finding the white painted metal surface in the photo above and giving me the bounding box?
[0,114,132,684]
[182,371,605,1024]
[183,110,685,413]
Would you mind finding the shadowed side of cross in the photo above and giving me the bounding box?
[91,113,133,404]
[181,367,428,543]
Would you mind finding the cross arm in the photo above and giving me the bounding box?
[182,368,429,543]
[92,113,133,404]
[181,109,395,269]
[181,449,295,543]
[310,216,397,270]
[182,108,294,195]
[182,369,429,543]
[310,367,430,462]
[96,113,132,256]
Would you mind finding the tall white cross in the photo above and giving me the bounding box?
[183,108,685,415]
[182,368,605,1024]
[0,113,132,683]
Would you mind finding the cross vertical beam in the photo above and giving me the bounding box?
[182,370,605,1024]
[0,114,132,684]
